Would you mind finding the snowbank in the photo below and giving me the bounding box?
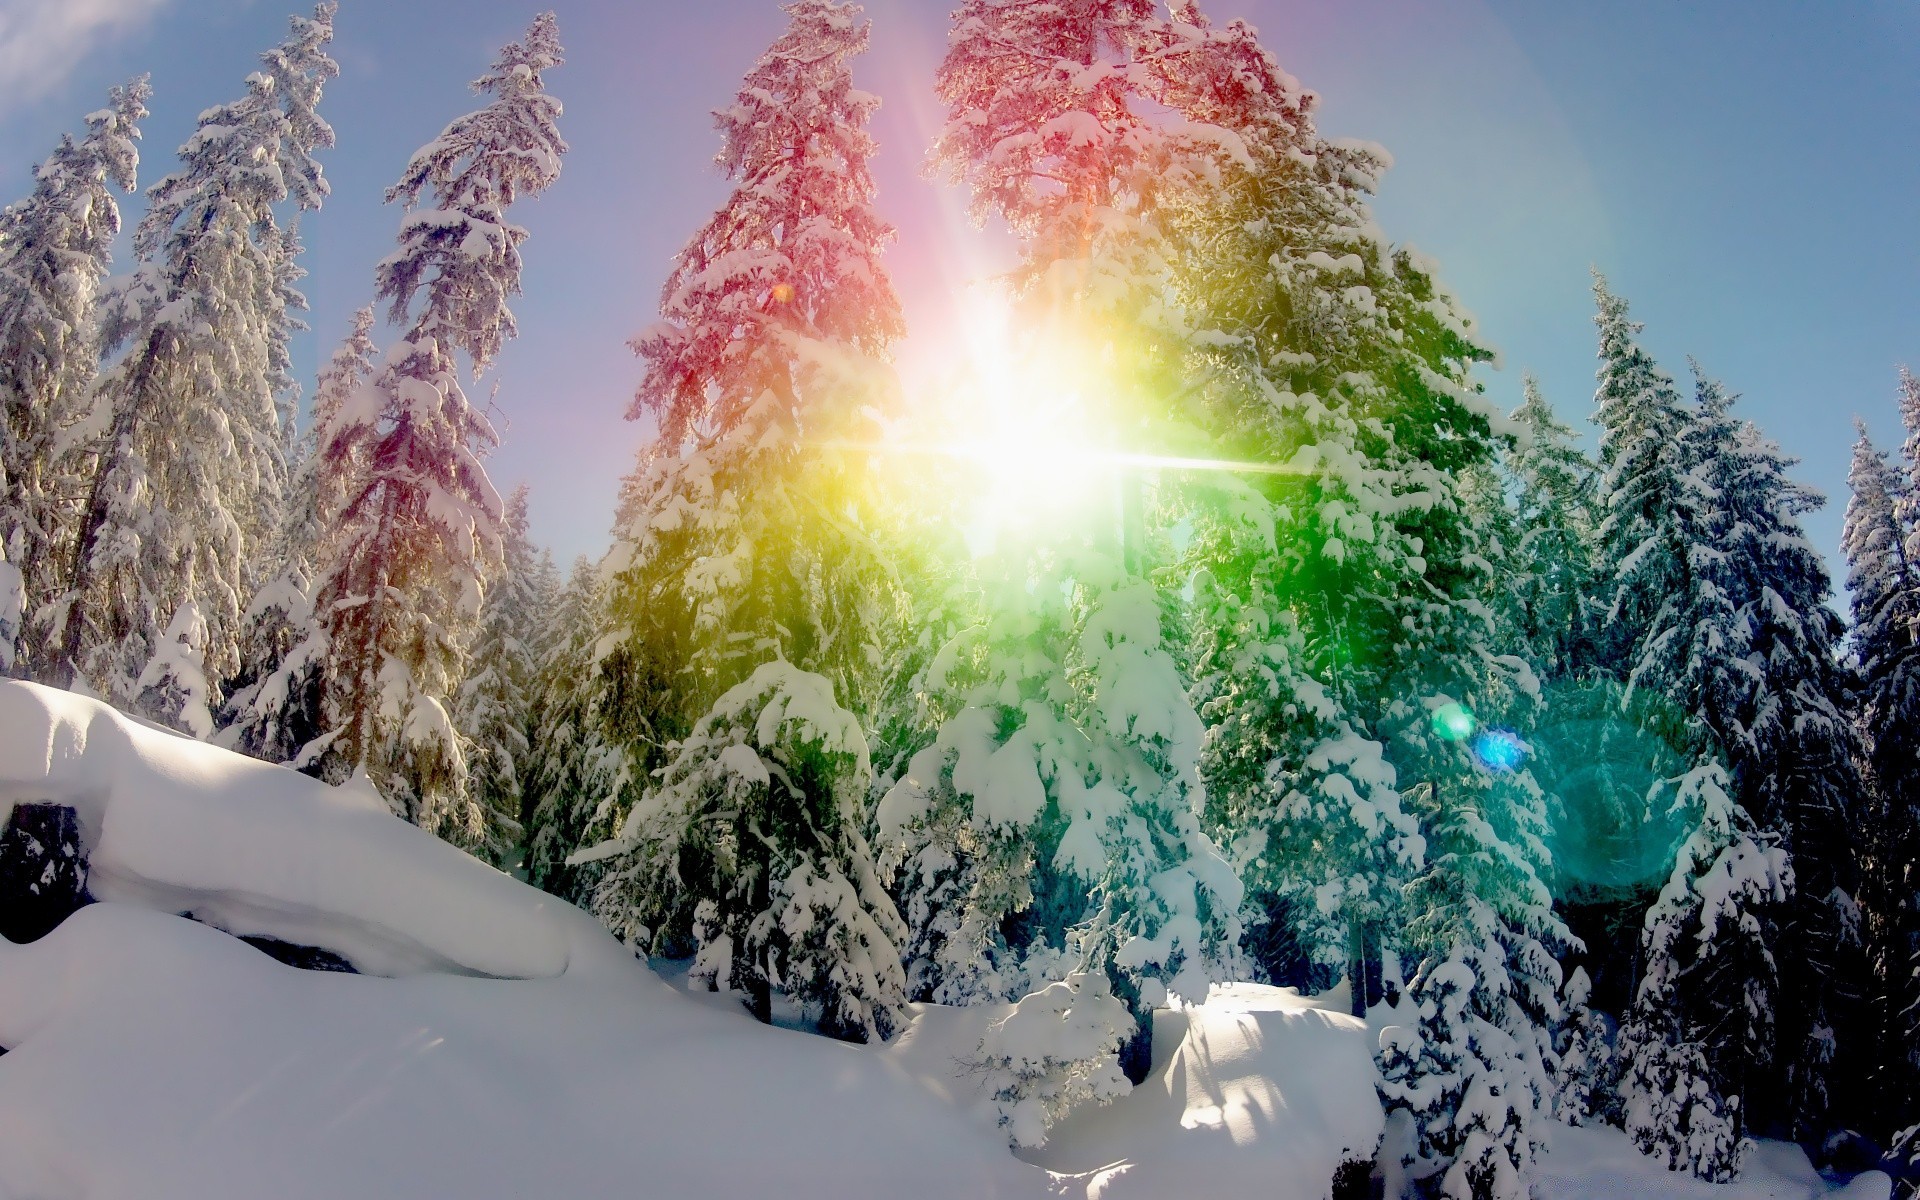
[1036,983,1383,1198]
[0,680,609,978]
[0,904,1036,1200]
[0,682,1886,1199]
[1536,1121,1890,1200]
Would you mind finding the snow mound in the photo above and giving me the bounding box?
[0,904,1036,1200]
[0,680,609,979]
[882,981,1381,1198]
[0,681,1884,1199]
[1535,1121,1888,1200]
[1030,982,1385,1198]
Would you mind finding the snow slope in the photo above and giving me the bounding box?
[0,682,1889,1199]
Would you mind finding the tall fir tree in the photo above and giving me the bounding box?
[453,483,542,862]
[523,554,623,904]
[1689,368,1865,1139]
[220,306,379,763]
[1584,282,1809,1172]
[586,0,909,1043]
[1589,276,1706,700]
[878,0,1250,1093]
[1848,391,1920,1162]
[297,12,565,835]
[56,6,336,729]
[0,79,149,680]
[1109,10,1569,1191]
[1505,374,1597,681]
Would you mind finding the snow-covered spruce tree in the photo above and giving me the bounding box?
[1616,761,1788,1181]
[1122,18,1571,1191]
[1848,399,1920,1153]
[453,483,541,863]
[523,554,623,904]
[1552,967,1619,1127]
[1374,678,1567,1200]
[56,6,336,726]
[972,970,1134,1148]
[877,549,1247,1022]
[1133,3,1529,1009]
[879,0,1248,1085]
[299,13,564,837]
[1505,374,1598,681]
[0,542,21,675]
[594,662,909,1041]
[1378,948,1540,1200]
[1588,275,1708,699]
[586,0,908,1042]
[0,79,148,680]
[1682,366,1866,1140]
[219,305,378,763]
[1581,283,1806,1170]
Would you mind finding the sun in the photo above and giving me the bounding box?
[881,285,1303,559]
[934,292,1122,552]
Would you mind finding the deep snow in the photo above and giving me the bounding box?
[0,681,1889,1199]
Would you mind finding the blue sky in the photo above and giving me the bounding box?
[0,0,1914,584]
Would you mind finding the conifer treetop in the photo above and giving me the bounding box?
[632,0,900,442]
[932,0,1160,239]
[379,10,566,374]
[136,3,336,265]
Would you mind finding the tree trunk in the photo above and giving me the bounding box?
[58,328,166,684]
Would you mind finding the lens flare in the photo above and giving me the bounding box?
[869,286,1321,558]
[1472,729,1527,773]
[1431,702,1476,743]
[938,293,1121,551]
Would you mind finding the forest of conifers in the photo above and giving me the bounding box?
[0,3,1915,1197]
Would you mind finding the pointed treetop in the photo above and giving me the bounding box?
[379,10,567,373]
[631,0,899,439]
[135,4,337,261]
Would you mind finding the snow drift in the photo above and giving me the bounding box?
[0,680,596,979]
[0,682,1886,1199]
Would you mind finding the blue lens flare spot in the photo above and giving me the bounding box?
[1472,729,1527,773]
[1432,702,1476,743]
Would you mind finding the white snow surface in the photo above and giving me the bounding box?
[0,682,1887,1199]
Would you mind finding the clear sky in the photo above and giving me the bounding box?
[0,0,1914,586]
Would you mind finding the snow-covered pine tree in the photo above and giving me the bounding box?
[1588,275,1705,701]
[0,78,149,679]
[972,970,1134,1148]
[0,542,21,675]
[1375,675,1566,1200]
[1118,18,1570,1190]
[1137,0,1534,1007]
[1616,760,1788,1181]
[453,483,541,863]
[1506,374,1597,681]
[524,554,623,904]
[220,306,378,763]
[1552,967,1619,1127]
[1378,945,1541,1200]
[56,6,336,726]
[595,661,909,1041]
[1848,400,1920,1157]
[877,549,1248,1028]
[299,12,565,834]
[881,0,1248,1083]
[1681,366,1866,1141]
[586,0,909,1042]
[1584,296,1805,1171]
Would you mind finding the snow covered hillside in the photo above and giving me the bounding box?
[0,682,1885,1199]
